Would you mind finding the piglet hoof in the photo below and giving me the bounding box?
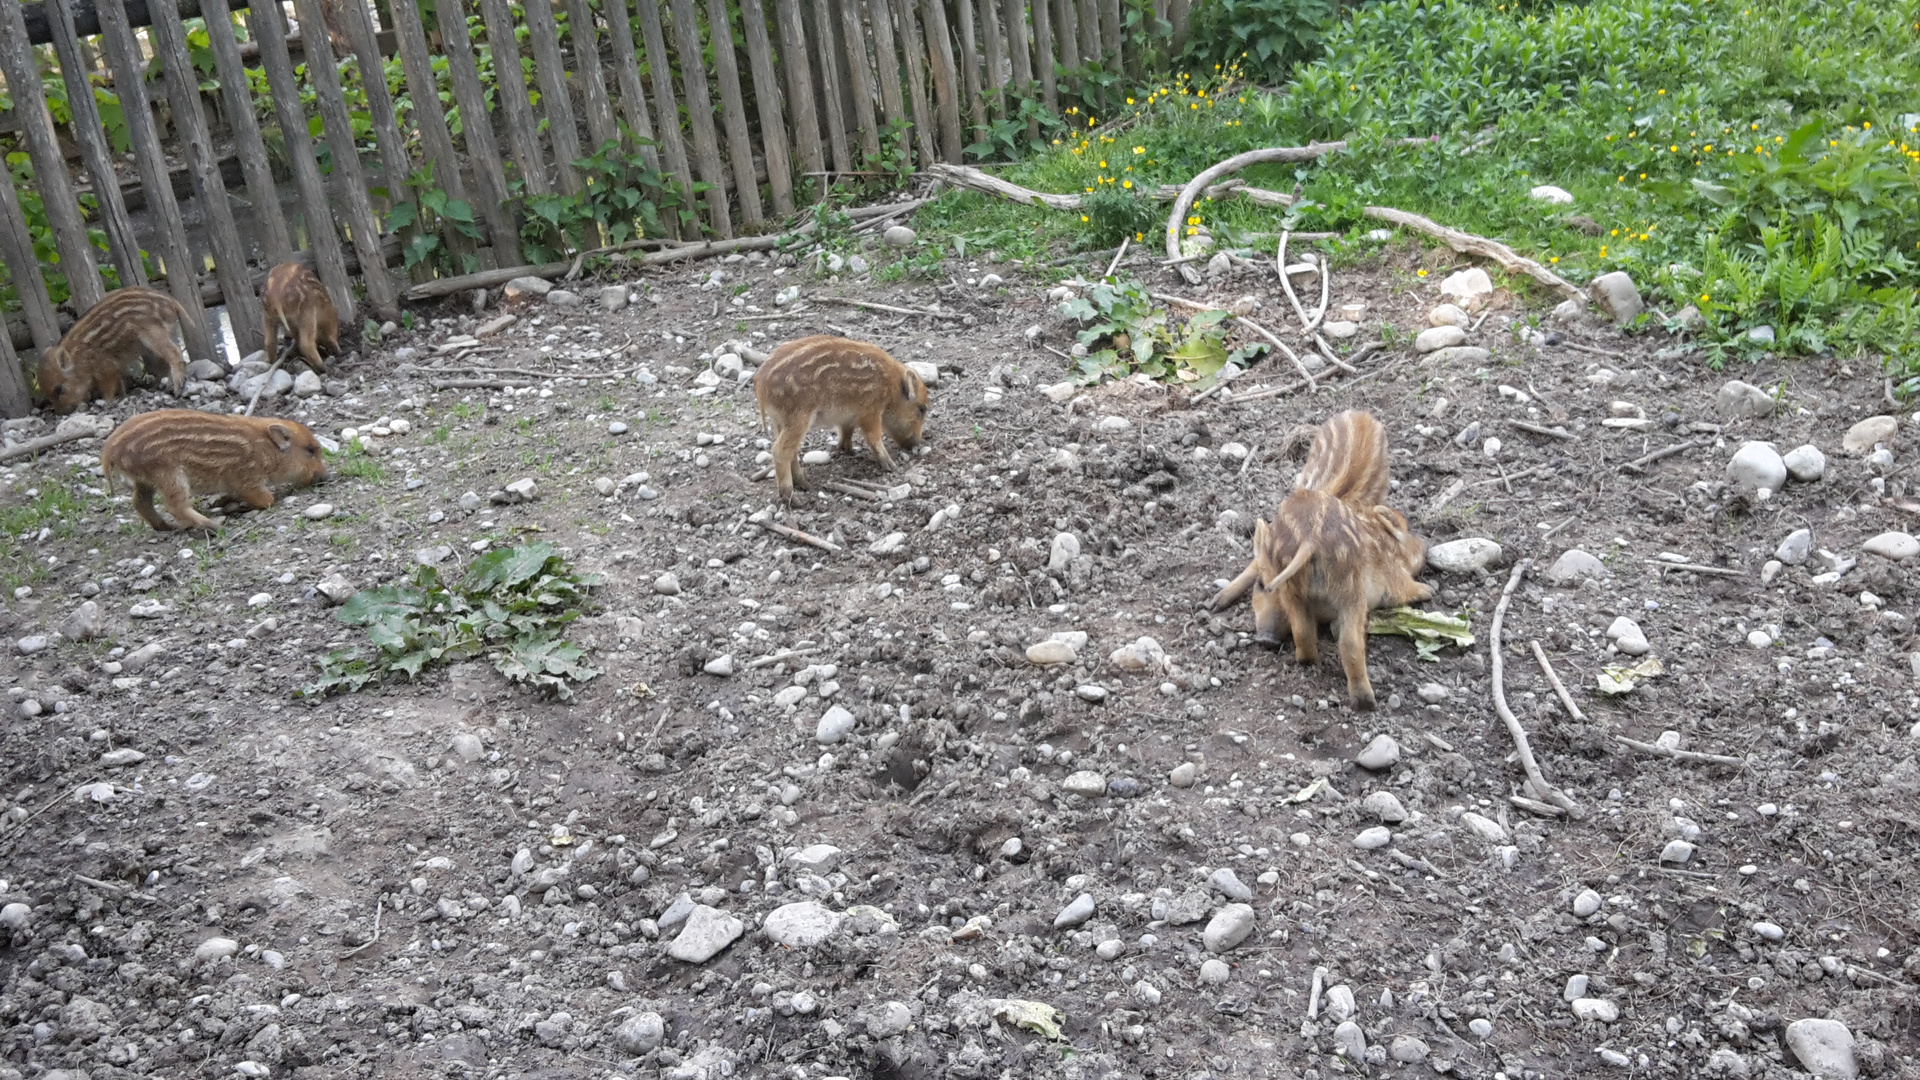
[1253,633,1281,649]
[1350,691,1377,712]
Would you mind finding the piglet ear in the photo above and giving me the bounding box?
[1253,518,1269,546]
[1373,505,1406,542]
[900,374,915,401]
[267,423,294,451]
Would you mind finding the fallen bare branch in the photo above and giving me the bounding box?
[1490,559,1578,814]
[755,519,840,552]
[1150,293,1316,391]
[1646,560,1746,579]
[243,353,292,417]
[1510,420,1576,441]
[1619,439,1701,473]
[0,426,106,464]
[1616,736,1746,767]
[1358,206,1583,299]
[1529,641,1587,722]
[815,296,962,320]
[432,378,533,391]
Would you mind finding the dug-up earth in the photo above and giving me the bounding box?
[1,236,1918,1080]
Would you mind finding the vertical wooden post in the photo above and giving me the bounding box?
[521,0,585,194]
[1032,0,1057,113]
[737,0,794,217]
[0,308,25,418]
[1053,0,1077,102]
[1075,0,1099,85]
[1100,0,1122,83]
[433,0,523,263]
[979,0,1005,122]
[668,0,733,236]
[44,0,148,288]
[197,0,294,267]
[954,0,984,141]
[918,0,962,162]
[836,0,880,166]
[636,0,698,228]
[1168,0,1189,53]
[389,0,480,264]
[148,0,264,356]
[478,0,553,195]
[705,0,765,228]
[0,163,61,354]
[806,0,851,177]
[774,0,824,201]
[864,0,904,141]
[562,0,621,152]
[0,2,103,312]
[101,0,211,359]
[890,0,936,166]
[291,0,401,319]
[1006,0,1037,140]
[336,0,416,214]
[602,0,663,174]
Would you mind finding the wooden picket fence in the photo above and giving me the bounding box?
[0,0,1198,415]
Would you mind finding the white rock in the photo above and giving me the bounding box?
[302,502,335,521]
[1843,416,1898,453]
[868,532,907,556]
[1588,271,1644,324]
[1571,998,1620,1023]
[1460,812,1508,844]
[882,225,917,248]
[598,286,630,311]
[1606,616,1649,656]
[1096,415,1131,433]
[1356,734,1400,770]
[1061,771,1107,798]
[1041,382,1078,404]
[0,903,30,932]
[1546,548,1609,586]
[1354,826,1392,850]
[1169,762,1197,788]
[1363,790,1407,823]
[14,635,48,656]
[545,289,581,308]
[1426,538,1502,573]
[802,449,832,465]
[1109,636,1170,673]
[815,706,856,744]
[1074,684,1108,702]
[1414,325,1468,353]
[450,732,485,763]
[1753,921,1785,941]
[1660,839,1696,864]
[1439,267,1494,309]
[1048,532,1081,573]
[614,1011,666,1055]
[504,275,553,299]
[195,937,240,962]
[1553,297,1587,323]
[667,905,743,963]
[906,360,939,386]
[1776,530,1812,565]
[1203,903,1256,953]
[593,477,616,497]
[1133,980,1163,1006]
[1529,184,1574,205]
[1785,1018,1857,1079]
[1321,320,1358,339]
[702,654,735,677]
[1573,888,1603,917]
[1726,442,1787,497]
[1025,640,1076,665]
[99,748,145,767]
[1416,682,1450,703]
[292,370,324,398]
[1199,958,1230,985]
[1783,444,1826,482]
[1715,380,1775,419]
[1863,532,1920,561]
[1054,893,1096,928]
[790,844,843,874]
[1334,1021,1366,1060]
[1390,1036,1430,1063]
[1428,303,1471,328]
[764,902,843,948]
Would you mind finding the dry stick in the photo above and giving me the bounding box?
[432,378,533,391]
[339,894,384,958]
[1358,206,1584,300]
[756,520,841,552]
[243,354,292,417]
[1104,236,1130,279]
[1151,293,1316,391]
[1489,559,1578,814]
[1541,515,1576,540]
[820,480,884,502]
[1616,736,1746,768]
[1646,560,1746,579]
[815,296,963,320]
[1510,794,1565,819]
[0,428,105,464]
[1237,443,1259,478]
[1275,232,1326,335]
[1528,641,1586,722]
[1619,439,1701,473]
[1510,420,1576,441]
[746,647,822,670]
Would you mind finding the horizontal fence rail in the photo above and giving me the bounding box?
[0,0,1197,415]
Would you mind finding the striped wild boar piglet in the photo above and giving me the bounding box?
[754,335,931,502]
[262,261,339,374]
[36,287,189,414]
[101,410,329,532]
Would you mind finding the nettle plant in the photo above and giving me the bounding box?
[1059,277,1265,388]
[304,542,602,700]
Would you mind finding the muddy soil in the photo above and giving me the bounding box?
[1,238,1918,1080]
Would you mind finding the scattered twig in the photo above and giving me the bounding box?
[1472,465,1547,488]
[1237,443,1259,478]
[432,378,533,391]
[339,894,384,958]
[1619,439,1701,473]
[1529,641,1586,722]
[1526,379,1568,419]
[1276,232,1325,335]
[1510,420,1576,441]
[819,480,882,502]
[848,197,931,234]
[1427,477,1468,518]
[73,873,125,894]
[1510,794,1566,818]
[755,519,840,552]
[1541,515,1576,540]
[747,647,822,670]
[1553,339,1628,360]
[1490,560,1578,814]
[815,296,963,320]
[1359,206,1584,300]
[0,426,106,464]
[1645,560,1746,579]
[243,352,292,417]
[1615,736,1745,767]
[1104,236,1130,279]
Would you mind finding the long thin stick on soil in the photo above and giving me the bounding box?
[340,894,383,958]
[1276,232,1325,335]
[1510,794,1566,818]
[815,296,962,320]
[1237,443,1259,478]
[243,353,292,417]
[1646,560,1745,578]
[1104,235,1129,278]
[1528,641,1586,722]
[0,427,104,464]
[819,480,883,502]
[1615,736,1745,767]
[432,378,533,391]
[746,646,822,669]
[1510,420,1576,441]
[1490,559,1579,814]
[1620,439,1701,473]
[755,519,840,552]
[1151,293,1317,391]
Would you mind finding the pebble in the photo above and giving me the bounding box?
[1425,537,1502,573]
[802,449,832,465]
[195,937,240,962]
[1545,548,1609,586]
[1199,958,1231,985]
[1571,998,1620,1023]
[1573,888,1603,917]
[1107,777,1142,798]
[1363,790,1407,823]
[1776,529,1813,565]
[1469,1018,1493,1038]
[1428,303,1471,328]
[608,421,629,435]
[882,225,917,248]
[790,844,843,874]
[1324,984,1356,1022]
[302,502,335,521]
[1416,682,1450,704]
[450,733,484,763]
[1564,973,1590,1000]
[1413,325,1468,353]
[1785,1018,1857,1079]
[1714,380,1775,419]
[1727,441,1787,497]
[1133,980,1163,1006]
[1202,903,1256,953]
[653,573,681,596]
[1209,868,1253,901]
[1061,771,1107,798]
[1109,636,1169,673]
[1843,416,1897,453]
[1353,826,1392,850]
[1025,640,1076,665]
[613,1011,665,1055]
[815,705,856,744]
[1660,840,1696,864]
[1096,938,1125,961]
[868,532,907,556]
[1321,320,1358,339]
[14,635,48,656]
[702,654,735,677]
[764,902,843,948]
[1169,762,1197,788]
[99,748,145,767]
[1753,921,1785,942]
[545,289,581,308]
[1356,734,1401,770]
[1748,630,1772,649]
[1606,616,1650,656]
[1054,893,1096,928]
[1439,267,1493,309]
[1390,1035,1431,1063]
[1529,184,1574,204]
[0,903,29,932]
[1334,1021,1367,1060]
[1863,532,1920,561]
[1784,444,1826,481]
[501,477,538,502]
[1074,684,1108,702]
[1460,812,1508,843]
[865,1001,911,1038]
[1429,345,1492,364]
[1588,271,1643,324]
[666,905,743,963]
[592,477,616,497]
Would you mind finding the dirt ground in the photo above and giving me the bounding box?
[2,233,1918,1080]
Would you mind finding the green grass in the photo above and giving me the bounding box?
[0,482,85,591]
[918,0,1920,375]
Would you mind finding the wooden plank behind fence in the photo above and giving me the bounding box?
[980,0,1006,122]
[955,0,985,139]
[1030,0,1056,112]
[337,0,416,217]
[838,0,880,166]
[890,0,936,166]
[919,0,962,162]
[0,2,104,313]
[150,0,264,356]
[807,0,852,176]
[636,0,698,228]
[0,163,59,354]
[1100,0,1121,82]
[774,0,825,199]
[291,0,400,319]
[738,0,794,216]
[668,0,733,236]
[45,0,147,288]
[707,0,765,229]
[477,0,553,195]
[563,0,620,152]
[1169,0,1189,51]
[432,0,522,264]
[522,0,585,194]
[1076,0,1100,107]
[103,0,214,359]
[199,0,294,266]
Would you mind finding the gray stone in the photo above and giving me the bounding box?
[1545,548,1609,586]
[292,370,325,398]
[764,902,843,948]
[1785,1018,1857,1079]
[598,286,630,312]
[1572,888,1603,918]
[1660,839,1696,864]
[1334,1021,1367,1060]
[1356,734,1401,770]
[1727,441,1787,496]
[614,1010,666,1055]
[195,936,240,962]
[1048,532,1081,573]
[1606,616,1650,656]
[790,844,843,874]
[450,733,485,763]
[59,600,102,640]
[1206,252,1233,278]
[1133,979,1163,1006]
[815,706,856,744]
[1752,921,1785,942]
[666,905,743,963]
[1203,903,1256,953]
[846,254,871,275]
[186,358,226,381]
[1784,444,1827,481]
[1353,826,1392,850]
[504,276,553,299]
[1054,893,1096,928]
[1843,416,1898,454]
[1061,771,1107,797]
[1165,888,1210,925]
[302,502,334,520]
[501,478,538,503]
[1571,998,1620,1023]
[0,902,30,932]
[14,635,48,656]
[121,642,167,673]
[883,225,917,248]
[1169,762,1197,788]
[1776,529,1813,566]
[1416,682,1450,704]
[316,573,355,604]
[1323,984,1356,1022]
[1439,267,1493,309]
[1414,325,1468,354]
[1715,380,1774,419]
[653,573,681,596]
[1460,812,1508,843]
[545,289,582,308]
[99,748,145,767]
[1025,640,1076,665]
[906,360,939,387]
[1588,271,1644,324]
[1209,868,1253,901]
[1553,297,1587,323]
[1425,537,1502,573]
[866,1000,912,1038]
[1564,973,1591,1000]
[1321,320,1359,339]
[702,654,735,677]
[1428,303,1471,328]
[1199,958,1231,985]
[1390,1035,1430,1063]
[1363,791,1407,823]
[1863,532,1920,561]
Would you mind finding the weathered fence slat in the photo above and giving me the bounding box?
[291,0,400,319]
[890,0,936,166]
[337,0,416,215]
[198,0,293,266]
[955,0,986,139]
[636,0,698,228]
[0,305,24,417]
[707,0,765,229]
[774,0,825,198]
[0,2,104,312]
[602,0,663,172]
[1053,0,1078,99]
[1006,0,1038,137]
[150,0,264,356]
[387,0,480,266]
[919,0,963,162]
[477,0,553,195]
[980,0,1007,122]
[864,0,905,147]
[807,0,852,176]
[837,0,881,166]
[522,0,585,194]
[1101,0,1122,83]
[669,0,733,236]
[101,0,213,358]
[0,162,60,355]
[562,0,620,152]
[45,0,148,287]
[432,0,522,264]
[1076,0,1100,95]
[1031,0,1056,112]
[738,0,794,216]
[1169,0,1189,51]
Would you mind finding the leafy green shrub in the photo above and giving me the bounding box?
[304,542,602,700]
[520,134,690,261]
[1060,277,1264,388]
[1180,0,1339,85]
